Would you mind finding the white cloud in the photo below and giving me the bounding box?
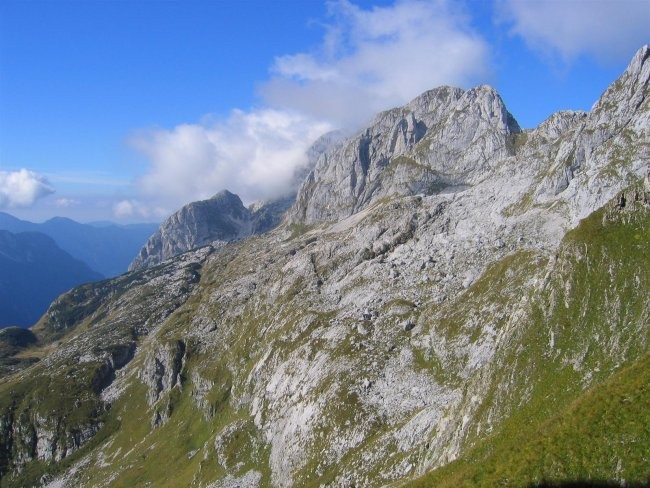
[130,109,331,213]
[112,199,167,220]
[54,197,80,208]
[0,169,55,208]
[260,0,490,128]
[113,200,136,218]
[497,0,650,63]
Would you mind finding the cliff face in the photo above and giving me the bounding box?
[129,190,253,270]
[129,131,342,271]
[0,46,649,488]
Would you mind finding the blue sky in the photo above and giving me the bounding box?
[1,0,648,223]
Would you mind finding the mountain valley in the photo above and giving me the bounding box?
[0,213,158,279]
[0,231,104,329]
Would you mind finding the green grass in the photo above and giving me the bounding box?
[388,155,429,172]
[410,353,650,488]
[286,222,315,240]
[408,200,650,488]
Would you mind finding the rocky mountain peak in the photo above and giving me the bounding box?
[627,43,649,80]
[210,188,242,204]
[129,190,296,271]
[129,190,252,271]
[405,84,463,114]
[591,44,649,121]
[287,82,520,225]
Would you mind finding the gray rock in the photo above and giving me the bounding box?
[129,190,292,270]
[402,319,416,332]
[288,85,520,226]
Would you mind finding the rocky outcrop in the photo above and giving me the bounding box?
[141,339,186,406]
[129,190,252,270]
[288,85,520,225]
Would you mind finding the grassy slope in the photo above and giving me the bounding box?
[410,352,650,488]
[410,200,650,487]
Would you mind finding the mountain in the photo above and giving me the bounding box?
[128,191,294,270]
[0,46,649,488]
[129,131,342,271]
[0,213,158,277]
[0,230,104,328]
[288,83,520,224]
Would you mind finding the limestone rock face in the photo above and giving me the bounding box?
[129,190,251,270]
[288,85,520,225]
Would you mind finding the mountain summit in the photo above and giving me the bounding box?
[0,46,649,487]
[289,84,520,224]
[129,190,293,270]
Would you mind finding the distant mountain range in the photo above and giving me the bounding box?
[0,230,104,327]
[0,212,157,278]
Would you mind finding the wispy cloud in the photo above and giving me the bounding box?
[497,0,650,63]
[112,199,166,220]
[54,197,80,208]
[0,169,55,208]
[260,0,490,128]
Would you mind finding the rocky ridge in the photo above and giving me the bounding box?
[129,190,256,270]
[0,46,649,488]
[130,131,342,271]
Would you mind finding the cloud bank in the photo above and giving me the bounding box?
[498,0,650,63]
[262,0,490,128]
[0,169,55,208]
[127,109,332,216]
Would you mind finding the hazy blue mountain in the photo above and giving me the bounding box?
[0,230,104,328]
[0,212,158,277]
